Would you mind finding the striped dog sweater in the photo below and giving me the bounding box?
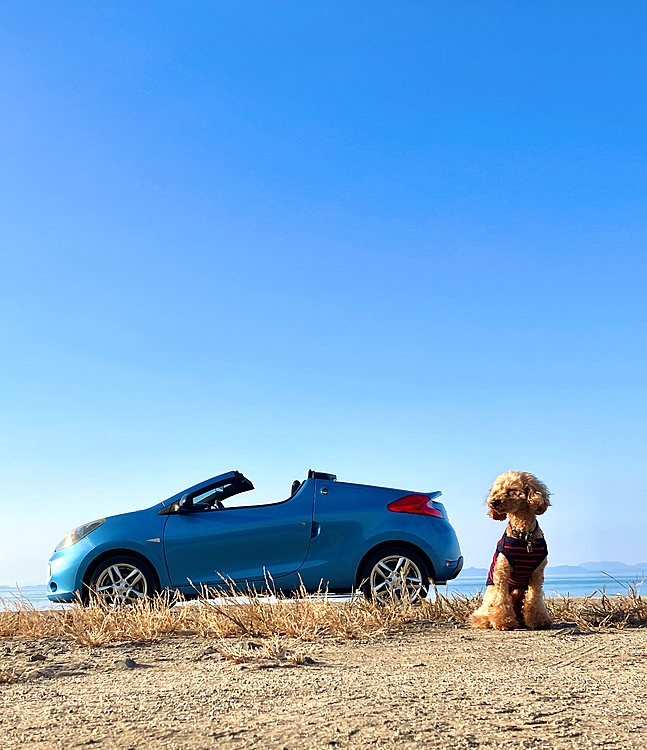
[486,532,548,591]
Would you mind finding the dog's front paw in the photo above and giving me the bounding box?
[469,613,492,629]
[523,600,554,630]
[526,615,553,630]
[491,615,519,631]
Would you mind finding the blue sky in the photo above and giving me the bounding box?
[1,2,646,584]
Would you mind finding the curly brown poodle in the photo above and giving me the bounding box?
[470,471,553,631]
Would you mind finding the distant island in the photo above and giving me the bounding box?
[462,561,647,578]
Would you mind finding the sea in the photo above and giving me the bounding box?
[2,570,644,609]
[434,571,645,599]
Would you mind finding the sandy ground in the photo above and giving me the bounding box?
[2,623,647,749]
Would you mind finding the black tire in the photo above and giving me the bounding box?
[87,555,158,606]
[359,547,430,604]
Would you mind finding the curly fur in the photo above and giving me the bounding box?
[470,471,553,631]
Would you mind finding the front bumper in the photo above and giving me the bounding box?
[46,538,94,602]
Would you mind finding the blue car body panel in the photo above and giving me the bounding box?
[294,478,411,590]
[46,471,462,602]
[163,482,314,590]
[292,478,462,590]
[47,508,170,601]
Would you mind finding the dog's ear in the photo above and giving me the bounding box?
[524,473,551,515]
[488,506,507,521]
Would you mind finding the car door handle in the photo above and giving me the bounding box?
[310,522,321,539]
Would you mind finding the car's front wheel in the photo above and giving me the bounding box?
[359,547,430,604]
[88,556,158,605]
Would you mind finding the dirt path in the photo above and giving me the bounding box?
[2,624,647,749]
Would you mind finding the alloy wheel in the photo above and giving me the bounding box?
[94,563,148,605]
[368,554,425,603]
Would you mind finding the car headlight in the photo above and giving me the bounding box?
[55,519,106,551]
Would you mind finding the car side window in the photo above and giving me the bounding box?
[192,486,228,509]
[191,483,265,510]
[187,482,299,511]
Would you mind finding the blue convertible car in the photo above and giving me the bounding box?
[47,470,463,605]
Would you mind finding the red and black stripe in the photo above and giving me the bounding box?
[486,534,548,591]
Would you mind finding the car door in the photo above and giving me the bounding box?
[162,481,315,588]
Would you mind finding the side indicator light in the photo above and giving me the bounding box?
[387,494,444,518]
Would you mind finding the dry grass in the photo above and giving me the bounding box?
[1,581,645,648]
[0,593,192,647]
[546,580,647,631]
[215,635,312,665]
[0,583,462,647]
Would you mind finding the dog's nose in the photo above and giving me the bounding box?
[491,499,502,508]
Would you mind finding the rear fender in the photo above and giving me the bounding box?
[355,540,436,587]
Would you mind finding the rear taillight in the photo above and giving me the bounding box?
[387,494,444,518]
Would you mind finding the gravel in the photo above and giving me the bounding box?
[1,624,646,749]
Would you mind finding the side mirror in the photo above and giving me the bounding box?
[178,494,194,513]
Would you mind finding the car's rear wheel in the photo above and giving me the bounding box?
[88,556,158,606]
[359,547,430,604]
